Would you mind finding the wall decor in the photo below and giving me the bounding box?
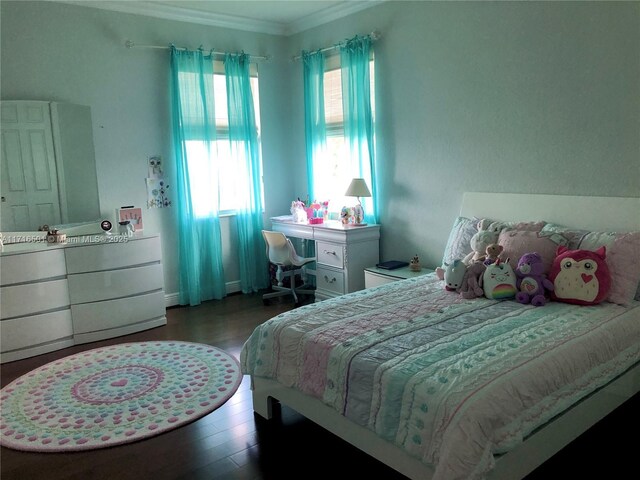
[117,206,143,231]
[146,155,171,208]
[148,154,163,178]
[146,178,171,209]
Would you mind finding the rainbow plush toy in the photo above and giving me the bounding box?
[480,258,517,300]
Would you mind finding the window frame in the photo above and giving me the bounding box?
[311,54,375,212]
[179,60,263,217]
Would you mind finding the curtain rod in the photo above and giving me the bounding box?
[124,40,270,61]
[292,31,380,62]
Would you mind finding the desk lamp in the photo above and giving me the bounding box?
[344,178,371,225]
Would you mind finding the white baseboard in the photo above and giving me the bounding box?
[225,280,242,295]
[165,280,243,307]
[165,292,180,307]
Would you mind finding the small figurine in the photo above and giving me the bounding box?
[46,228,66,244]
[409,254,421,272]
[340,207,352,225]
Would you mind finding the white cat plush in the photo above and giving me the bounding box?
[481,258,517,300]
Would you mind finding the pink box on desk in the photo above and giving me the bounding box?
[309,218,324,225]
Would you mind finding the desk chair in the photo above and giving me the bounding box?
[262,230,315,304]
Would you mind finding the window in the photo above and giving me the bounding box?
[182,63,262,217]
[312,58,375,210]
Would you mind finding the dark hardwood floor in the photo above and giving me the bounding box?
[1,292,636,479]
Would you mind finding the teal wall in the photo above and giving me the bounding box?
[2,1,638,296]
[289,1,640,268]
[0,0,296,297]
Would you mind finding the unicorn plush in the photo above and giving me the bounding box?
[480,258,517,300]
[438,259,466,292]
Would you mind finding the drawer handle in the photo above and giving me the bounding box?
[323,250,337,256]
[324,275,337,284]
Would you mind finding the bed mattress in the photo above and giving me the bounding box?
[241,274,640,479]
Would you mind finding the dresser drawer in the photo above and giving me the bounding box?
[316,241,344,269]
[316,266,345,295]
[1,309,73,352]
[0,279,70,319]
[0,249,66,286]
[65,236,161,273]
[68,263,164,304]
[71,290,166,334]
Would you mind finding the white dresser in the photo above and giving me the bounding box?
[0,234,166,363]
[0,248,74,362]
[271,218,380,301]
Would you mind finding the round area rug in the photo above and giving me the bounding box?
[0,341,242,452]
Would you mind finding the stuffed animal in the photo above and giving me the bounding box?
[484,243,503,265]
[549,246,611,305]
[460,262,486,299]
[515,252,554,306]
[480,258,517,300]
[463,220,501,265]
[440,259,466,292]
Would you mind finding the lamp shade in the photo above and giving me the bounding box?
[344,178,372,198]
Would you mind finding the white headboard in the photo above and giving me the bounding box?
[460,192,640,232]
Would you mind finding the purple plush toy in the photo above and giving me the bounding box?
[515,252,554,306]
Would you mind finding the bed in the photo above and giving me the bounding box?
[241,192,640,480]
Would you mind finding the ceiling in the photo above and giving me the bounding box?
[63,0,383,35]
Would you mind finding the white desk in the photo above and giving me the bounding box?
[270,217,380,301]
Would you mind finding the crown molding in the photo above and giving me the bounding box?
[59,1,384,36]
[286,1,385,36]
[60,1,288,35]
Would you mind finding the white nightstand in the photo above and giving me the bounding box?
[364,265,433,289]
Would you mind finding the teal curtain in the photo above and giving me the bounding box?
[170,47,226,305]
[224,53,269,293]
[340,36,378,224]
[302,50,327,202]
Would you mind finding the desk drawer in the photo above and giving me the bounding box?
[316,241,344,269]
[316,266,345,295]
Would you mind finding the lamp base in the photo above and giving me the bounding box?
[350,222,368,227]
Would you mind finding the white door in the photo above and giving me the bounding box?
[1,101,61,231]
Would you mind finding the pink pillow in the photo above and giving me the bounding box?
[498,230,567,274]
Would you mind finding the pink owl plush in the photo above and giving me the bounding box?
[549,246,611,305]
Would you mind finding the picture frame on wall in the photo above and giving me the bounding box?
[117,206,143,231]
